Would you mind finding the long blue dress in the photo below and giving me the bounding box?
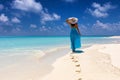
[70,27,81,50]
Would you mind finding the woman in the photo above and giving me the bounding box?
[66,17,81,52]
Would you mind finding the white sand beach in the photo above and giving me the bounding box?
[41,44,120,80]
[0,43,120,80]
[109,36,120,38]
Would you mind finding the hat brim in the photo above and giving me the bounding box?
[68,17,78,24]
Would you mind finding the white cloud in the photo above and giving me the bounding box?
[13,0,42,13]
[78,21,120,35]
[0,14,9,22]
[39,26,48,31]
[93,20,108,29]
[92,20,120,33]
[12,0,61,24]
[88,9,108,18]
[53,13,61,20]
[11,17,21,23]
[0,4,4,10]
[88,2,115,18]
[92,2,114,12]
[30,24,37,28]
[12,27,21,33]
[41,11,61,24]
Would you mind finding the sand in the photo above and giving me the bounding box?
[42,44,120,80]
[109,36,120,38]
[99,44,120,68]
[0,44,120,80]
[78,44,120,80]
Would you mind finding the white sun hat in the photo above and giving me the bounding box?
[67,17,78,24]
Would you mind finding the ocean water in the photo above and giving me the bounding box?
[0,36,120,55]
[0,36,120,71]
[0,36,120,48]
[0,36,69,50]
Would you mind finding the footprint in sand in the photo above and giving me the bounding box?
[70,55,79,62]
[71,56,74,59]
[70,55,74,59]
[70,55,82,80]
[69,54,82,79]
[78,78,82,80]
[75,70,81,73]
[72,59,78,62]
[75,64,80,67]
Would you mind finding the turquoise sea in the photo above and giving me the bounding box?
[0,36,120,54]
[0,36,120,48]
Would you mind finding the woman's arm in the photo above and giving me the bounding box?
[66,19,71,25]
[75,24,81,36]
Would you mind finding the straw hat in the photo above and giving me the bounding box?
[67,17,78,24]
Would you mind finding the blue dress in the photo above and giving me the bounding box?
[70,27,81,50]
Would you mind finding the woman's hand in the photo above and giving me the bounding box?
[66,19,71,24]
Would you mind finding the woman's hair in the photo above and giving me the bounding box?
[71,23,78,27]
[71,24,75,27]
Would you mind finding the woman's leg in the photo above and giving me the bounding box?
[72,41,75,52]
[70,34,76,52]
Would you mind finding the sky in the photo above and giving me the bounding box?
[0,0,120,36]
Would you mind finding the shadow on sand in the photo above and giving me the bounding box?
[73,50,84,54]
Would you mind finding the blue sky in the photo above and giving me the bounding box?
[0,0,120,36]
